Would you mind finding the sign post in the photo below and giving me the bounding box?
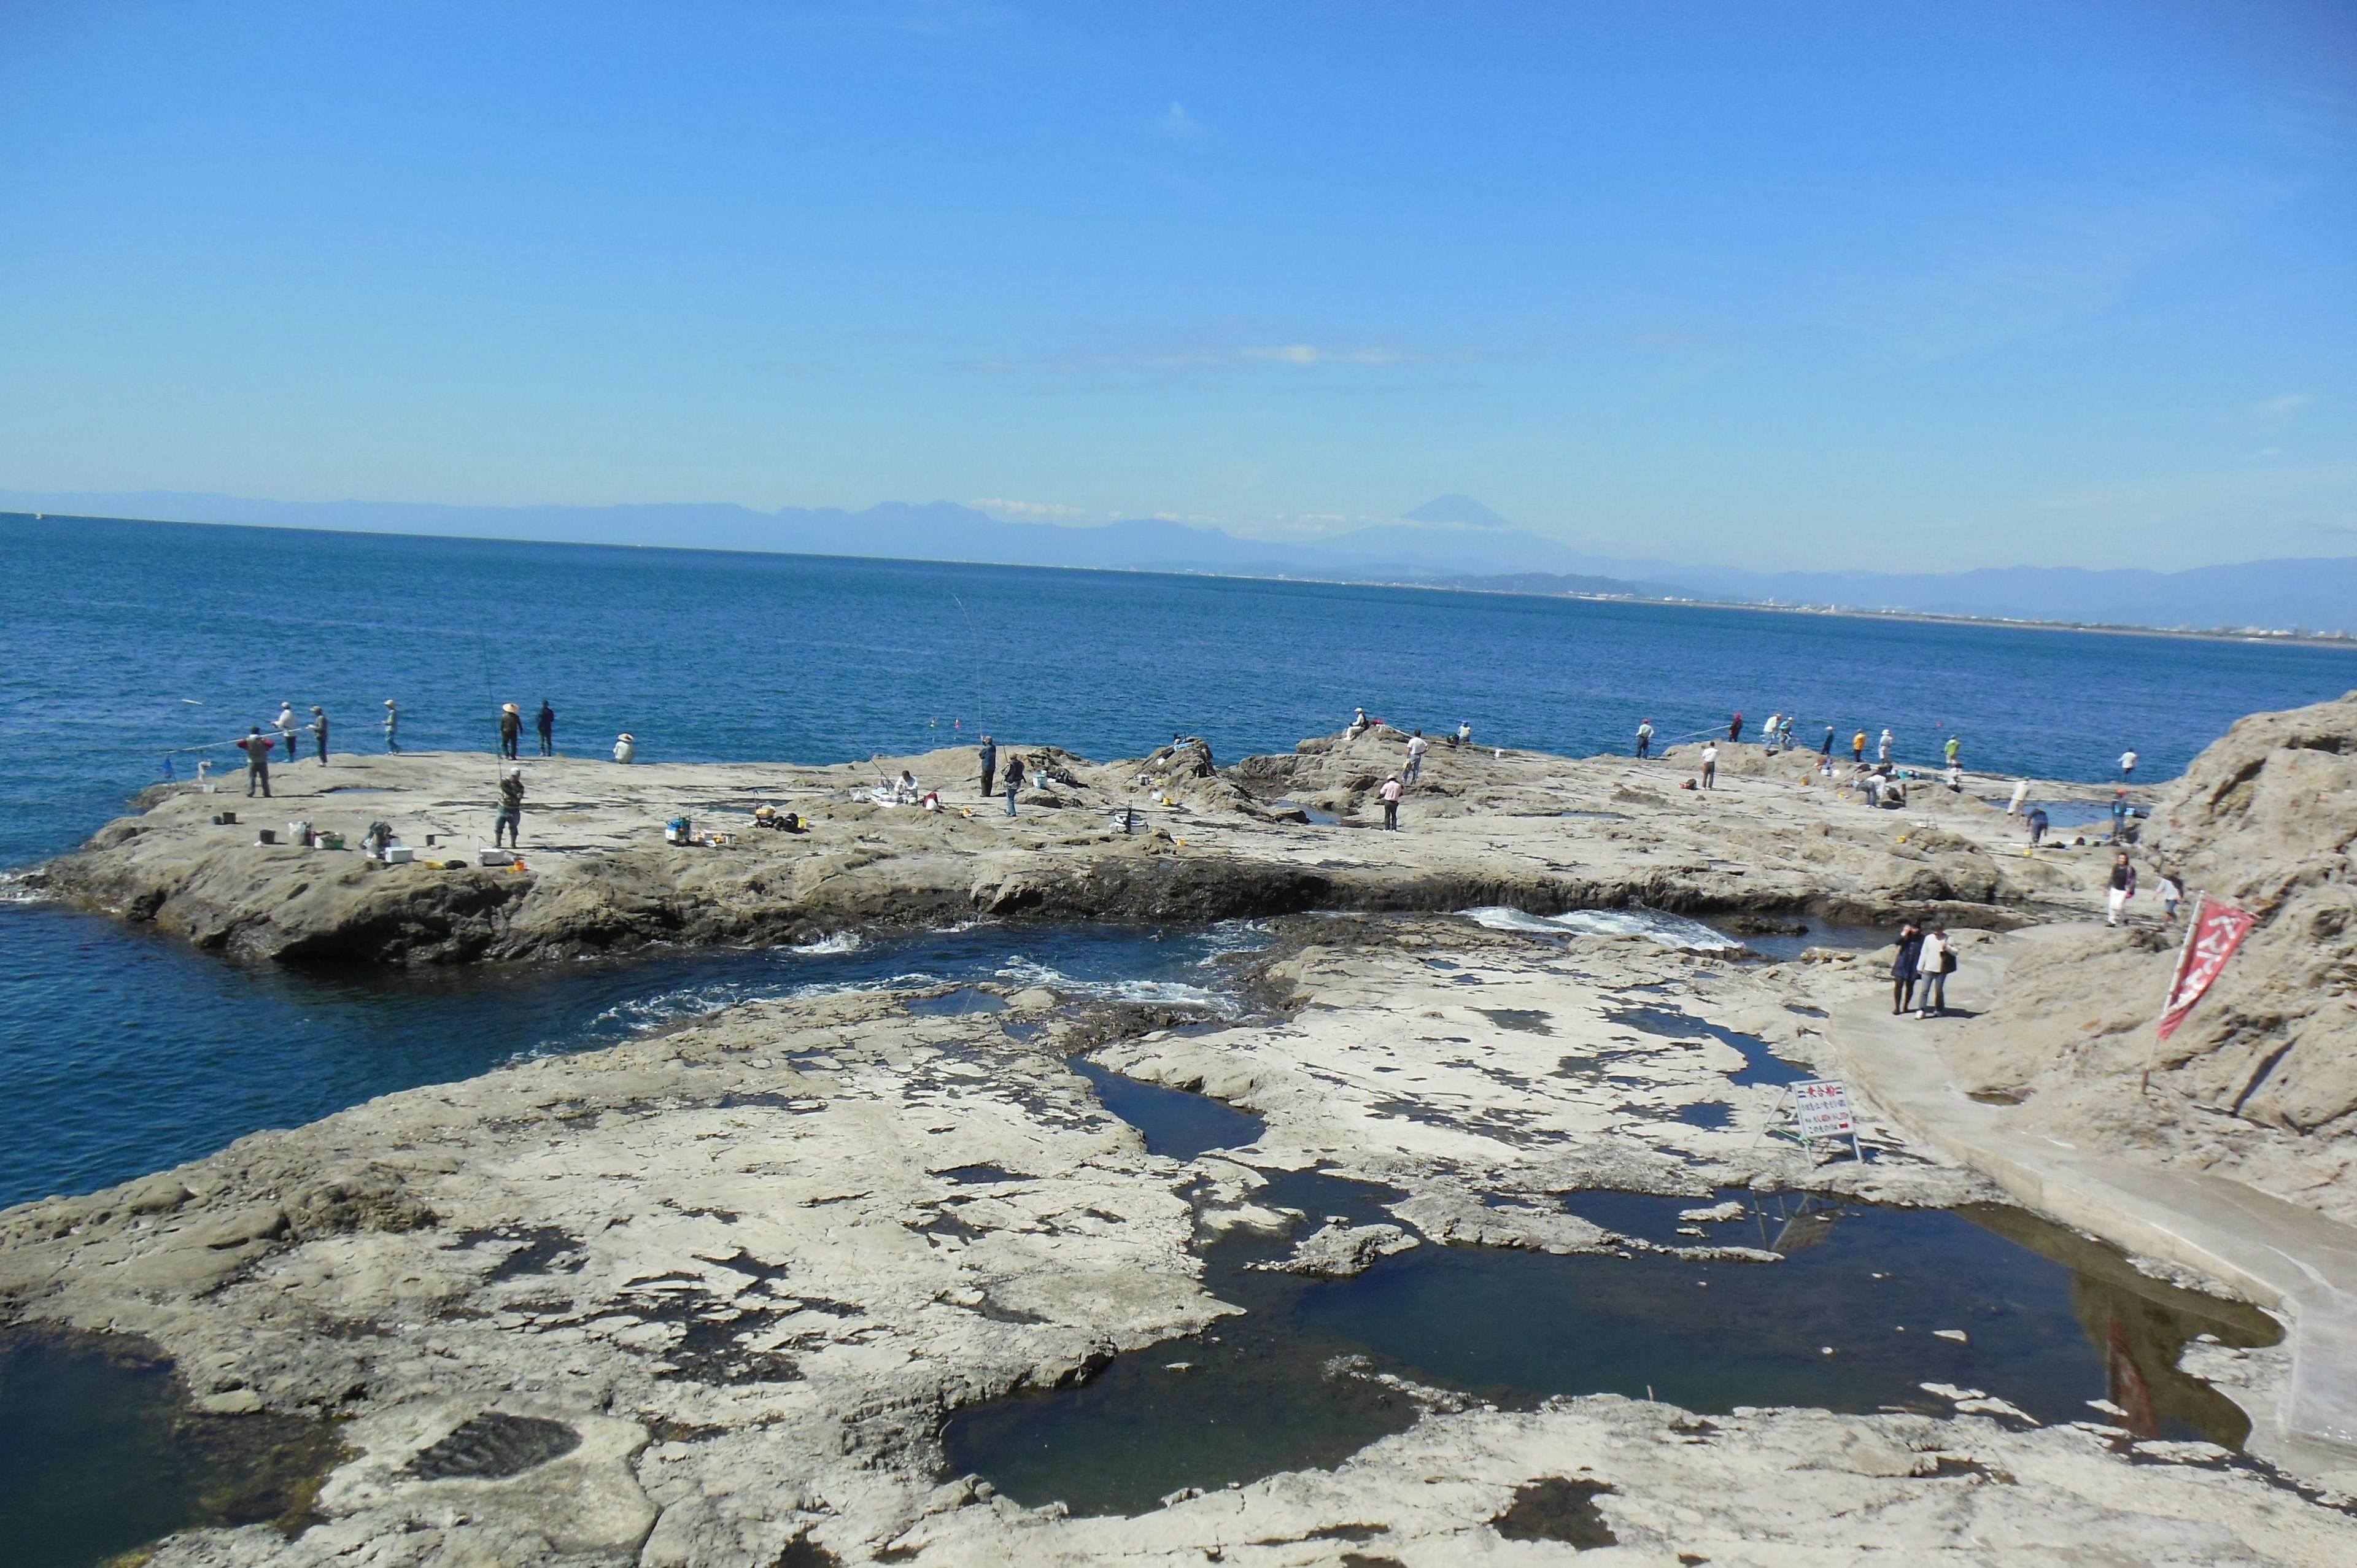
[2142,892,2258,1092]
[1789,1078,1862,1162]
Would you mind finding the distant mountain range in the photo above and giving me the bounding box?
[6,487,2352,637]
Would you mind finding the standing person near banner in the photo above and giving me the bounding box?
[1890,922,1923,1014]
[2158,871,2183,923]
[2107,853,2138,925]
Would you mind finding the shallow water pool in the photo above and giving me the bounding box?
[943,1171,2279,1516]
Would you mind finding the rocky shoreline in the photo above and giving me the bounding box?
[23,728,2095,967]
[7,706,2357,1564]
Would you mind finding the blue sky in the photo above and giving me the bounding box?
[1,1,2350,571]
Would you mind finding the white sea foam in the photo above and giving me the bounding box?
[788,931,864,955]
[1462,905,1743,953]
[994,957,1233,1013]
[0,872,48,906]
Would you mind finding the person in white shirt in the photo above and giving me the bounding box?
[273,701,300,760]
[2119,749,2138,781]
[2007,778,2029,815]
[1916,926,1953,1017]
[1404,730,1429,784]
[1878,728,1894,762]
[1635,719,1654,759]
[1700,743,1719,789]
[1378,774,1404,829]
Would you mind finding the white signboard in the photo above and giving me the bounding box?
[1791,1079,1854,1141]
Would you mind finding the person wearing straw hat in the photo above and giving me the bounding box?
[498,703,523,760]
[613,732,637,763]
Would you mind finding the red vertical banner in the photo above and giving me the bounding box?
[2156,894,2256,1043]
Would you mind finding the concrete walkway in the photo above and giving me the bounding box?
[1821,927,2357,1465]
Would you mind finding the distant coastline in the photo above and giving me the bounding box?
[12,505,2356,652]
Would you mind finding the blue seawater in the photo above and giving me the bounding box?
[3,512,2352,1207]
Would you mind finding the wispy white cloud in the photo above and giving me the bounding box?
[1163,101,1200,136]
[972,319,1500,380]
[2257,393,2314,416]
[970,496,1090,520]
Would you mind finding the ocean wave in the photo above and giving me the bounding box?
[0,872,48,906]
[1188,918,1277,967]
[1462,905,1744,953]
[786,930,864,955]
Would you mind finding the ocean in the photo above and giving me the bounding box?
[3,511,2352,1208]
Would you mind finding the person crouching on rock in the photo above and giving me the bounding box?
[495,768,525,849]
[1379,774,1403,829]
[1891,922,1923,1014]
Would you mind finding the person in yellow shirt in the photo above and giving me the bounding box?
[1851,730,1867,763]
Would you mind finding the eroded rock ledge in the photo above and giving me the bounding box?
[24,729,2111,966]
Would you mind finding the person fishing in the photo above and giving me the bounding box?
[613,732,637,763]
[274,701,300,760]
[236,727,274,798]
[1820,725,1836,759]
[536,700,555,756]
[1878,728,1894,763]
[498,703,523,761]
[494,768,525,849]
[978,735,997,797]
[1635,718,1654,759]
[308,706,330,766]
[1728,711,1743,742]
[1851,729,1867,763]
[1890,921,1924,1014]
[1002,752,1026,816]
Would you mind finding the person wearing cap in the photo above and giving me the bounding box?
[613,732,637,763]
[383,700,400,753]
[1379,774,1403,829]
[309,706,330,766]
[498,703,523,760]
[494,768,525,849]
[274,701,300,760]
